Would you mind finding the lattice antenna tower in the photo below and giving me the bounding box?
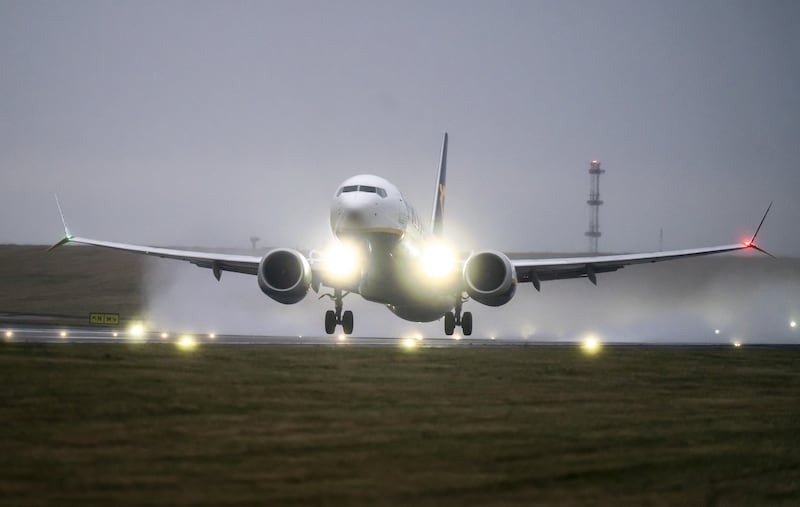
[585,160,605,253]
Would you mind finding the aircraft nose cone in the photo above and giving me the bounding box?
[331,191,385,236]
[342,208,365,226]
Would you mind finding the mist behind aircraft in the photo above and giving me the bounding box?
[142,255,800,343]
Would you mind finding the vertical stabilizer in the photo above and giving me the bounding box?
[431,132,448,237]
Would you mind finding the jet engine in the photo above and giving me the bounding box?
[463,251,517,307]
[257,248,312,304]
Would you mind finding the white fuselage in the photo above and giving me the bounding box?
[327,174,458,322]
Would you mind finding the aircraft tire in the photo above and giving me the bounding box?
[325,310,336,335]
[462,312,473,336]
[444,312,455,336]
[342,310,354,335]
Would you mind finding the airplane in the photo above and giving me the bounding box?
[50,133,772,336]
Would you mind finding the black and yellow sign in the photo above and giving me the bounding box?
[89,313,120,325]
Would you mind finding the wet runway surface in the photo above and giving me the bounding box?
[3,314,796,348]
[0,323,526,347]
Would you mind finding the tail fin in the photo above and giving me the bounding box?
[431,132,448,237]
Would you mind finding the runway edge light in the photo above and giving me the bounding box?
[581,335,602,355]
[177,335,197,350]
[401,338,417,349]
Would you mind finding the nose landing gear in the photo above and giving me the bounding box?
[322,289,354,335]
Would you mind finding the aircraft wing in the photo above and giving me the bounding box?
[50,236,261,277]
[512,202,773,288]
[512,243,750,288]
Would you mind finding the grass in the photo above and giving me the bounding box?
[0,344,798,506]
[0,245,145,318]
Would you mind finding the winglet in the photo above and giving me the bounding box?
[745,201,775,258]
[48,194,73,252]
[750,201,772,244]
[55,194,71,239]
[431,132,448,237]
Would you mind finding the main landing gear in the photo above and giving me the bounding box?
[444,300,472,336]
[322,289,353,335]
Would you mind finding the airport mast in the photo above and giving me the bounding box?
[585,160,605,253]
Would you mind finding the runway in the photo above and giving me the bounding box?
[0,322,528,347]
[0,311,548,347]
[3,313,796,348]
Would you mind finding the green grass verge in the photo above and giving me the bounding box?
[0,344,798,506]
[0,245,144,318]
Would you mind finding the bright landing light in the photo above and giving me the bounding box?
[59,330,68,338]
[421,243,456,279]
[324,241,361,280]
[791,321,797,329]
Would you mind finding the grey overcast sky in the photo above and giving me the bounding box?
[1,0,799,255]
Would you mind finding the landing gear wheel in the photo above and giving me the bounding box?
[342,310,354,335]
[462,312,473,336]
[325,310,336,335]
[444,312,455,336]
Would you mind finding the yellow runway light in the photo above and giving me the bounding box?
[127,322,146,339]
[177,335,197,350]
[581,335,602,355]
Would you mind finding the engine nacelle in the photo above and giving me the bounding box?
[463,251,517,307]
[257,248,312,305]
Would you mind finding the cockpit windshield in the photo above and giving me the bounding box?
[336,185,388,198]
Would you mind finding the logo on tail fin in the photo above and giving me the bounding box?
[431,132,448,237]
